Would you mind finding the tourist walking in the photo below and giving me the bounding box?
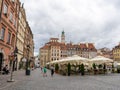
[51,66,54,77]
[43,67,47,77]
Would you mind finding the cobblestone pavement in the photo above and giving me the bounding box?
[0,69,120,90]
[0,74,9,88]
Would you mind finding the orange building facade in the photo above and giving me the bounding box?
[0,0,20,71]
[40,31,97,66]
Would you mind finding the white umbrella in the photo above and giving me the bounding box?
[58,55,88,64]
[56,57,72,64]
[49,55,89,65]
[89,56,113,64]
[70,55,88,63]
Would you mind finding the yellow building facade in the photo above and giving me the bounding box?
[17,5,26,69]
[113,44,120,62]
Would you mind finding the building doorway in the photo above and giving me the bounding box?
[0,53,3,71]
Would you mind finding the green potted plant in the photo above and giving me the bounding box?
[98,64,102,69]
[93,63,96,69]
[117,65,120,73]
[81,64,85,76]
[112,63,114,73]
[103,63,106,74]
[55,63,59,73]
[92,63,97,75]
[98,64,102,74]
[67,63,71,76]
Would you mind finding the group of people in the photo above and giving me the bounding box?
[41,66,55,77]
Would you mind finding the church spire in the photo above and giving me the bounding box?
[62,30,65,35]
[61,30,65,43]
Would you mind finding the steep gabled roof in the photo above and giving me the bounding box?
[50,38,59,40]
[88,43,95,49]
[79,43,87,49]
[88,43,97,51]
[50,42,61,46]
[60,44,67,50]
[40,45,49,50]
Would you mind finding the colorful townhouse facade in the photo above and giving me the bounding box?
[0,0,34,71]
[113,43,120,63]
[0,0,20,71]
[40,31,97,66]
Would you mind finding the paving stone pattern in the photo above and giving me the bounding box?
[0,69,120,90]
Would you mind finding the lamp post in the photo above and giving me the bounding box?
[25,45,30,75]
[13,47,18,71]
[7,47,18,82]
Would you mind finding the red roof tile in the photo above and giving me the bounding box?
[50,38,59,40]
[40,45,49,50]
[79,44,87,49]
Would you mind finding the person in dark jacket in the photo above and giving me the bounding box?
[51,66,54,77]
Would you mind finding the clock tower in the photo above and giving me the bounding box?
[61,30,65,43]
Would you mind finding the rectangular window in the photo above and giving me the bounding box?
[10,12,13,22]
[7,32,11,44]
[3,4,8,14]
[0,27,5,40]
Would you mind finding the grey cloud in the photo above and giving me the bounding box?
[20,0,120,55]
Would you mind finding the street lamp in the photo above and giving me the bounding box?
[13,47,18,71]
[7,47,18,82]
[25,45,30,75]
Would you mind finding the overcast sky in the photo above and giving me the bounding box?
[20,0,120,56]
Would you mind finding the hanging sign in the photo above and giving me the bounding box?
[9,55,14,61]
